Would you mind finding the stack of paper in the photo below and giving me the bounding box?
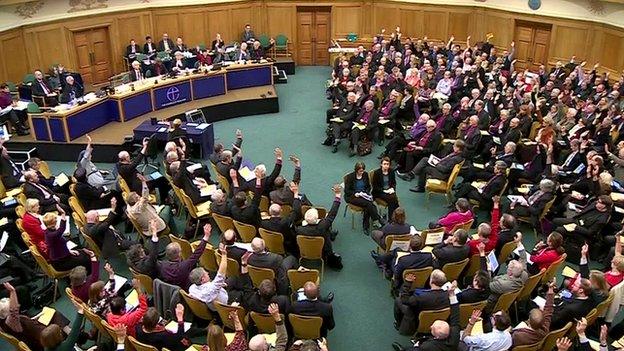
[36,307,56,326]
[238,167,256,182]
[54,173,70,187]
[200,184,218,197]
[165,321,192,333]
[125,290,139,309]
[104,275,128,294]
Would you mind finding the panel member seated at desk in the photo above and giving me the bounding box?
[174,37,187,53]
[59,76,84,104]
[126,39,140,61]
[31,70,58,106]
[158,33,174,53]
[143,36,157,59]
[250,38,275,60]
[129,61,145,82]
[0,84,29,135]
[241,23,255,43]
[172,51,187,72]
[233,42,250,62]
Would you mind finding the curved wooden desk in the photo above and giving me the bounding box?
[28,62,274,143]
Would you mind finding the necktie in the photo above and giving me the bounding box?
[164,40,170,51]
[33,183,52,199]
[136,70,142,80]
[563,152,576,168]
[40,81,50,94]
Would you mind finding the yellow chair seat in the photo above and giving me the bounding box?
[196,201,212,217]
[425,179,448,192]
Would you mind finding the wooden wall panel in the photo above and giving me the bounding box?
[551,25,589,61]
[266,5,295,38]
[600,31,624,70]
[0,30,28,83]
[153,13,179,40]
[423,10,448,41]
[230,7,253,42]
[332,5,361,37]
[180,11,208,47]
[206,9,231,42]
[29,27,70,72]
[399,9,423,38]
[484,14,513,48]
[373,5,399,36]
[448,11,470,42]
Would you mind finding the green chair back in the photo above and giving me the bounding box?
[197,43,207,50]
[258,35,270,47]
[275,34,288,48]
[6,82,17,92]
[27,102,41,113]
[22,74,35,84]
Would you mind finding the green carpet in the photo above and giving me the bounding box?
[3,67,606,350]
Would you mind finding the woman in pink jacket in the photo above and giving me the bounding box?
[429,198,474,234]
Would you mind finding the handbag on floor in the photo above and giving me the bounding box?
[357,138,373,156]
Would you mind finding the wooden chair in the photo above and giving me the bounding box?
[233,220,257,243]
[69,196,86,224]
[214,251,241,277]
[180,289,213,321]
[459,300,487,328]
[280,204,293,219]
[369,170,390,217]
[214,302,247,331]
[15,218,24,232]
[260,195,270,213]
[541,322,572,351]
[402,267,433,289]
[80,228,102,258]
[492,289,521,313]
[15,205,25,218]
[594,293,615,320]
[540,253,567,285]
[512,341,543,351]
[569,308,599,340]
[0,327,24,350]
[129,267,154,295]
[497,241,518,267]
[297,235,325,280]
[83,307,110,344]
[72,212,86,229]
[343,173,366,229]
[216,174,230,195]
[448,219,474,234]
[287,269,320,293]
[38,160,52,179]
[169,234,193,260]
[380,233,412,253]
[247,265,276,288]
[168,183,187,218]
[31,248,70,302]
[288,314,323,339]
[517,197,556,237]
[514,269,546,318]
[464,254,482,278]
[416,308,450,334]
[258,228,286,255]
[249,311,283,333]
[199,246,219,272]
[212,213,235,233]
[425,161,464,205]
[419,227,445,247]
[128,335,158,351]
[442,258,469,282]
[179,189,211,238]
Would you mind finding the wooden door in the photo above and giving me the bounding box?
[296,8,331,66]
[514,21,552,72]
[73,27,112,85]
[314,12,331,66]
[297,12,314,66]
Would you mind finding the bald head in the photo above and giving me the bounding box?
[85,210,98,224]
[431,320,450,339]
[251,238,265,253]
[118,151,130,162]
[223,229,236,244]
[303,281,319,299]
[269,203,281,217]
[248,335,268,351]
[528,308,544,329]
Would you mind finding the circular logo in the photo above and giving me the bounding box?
[528,0,541,10]
[166,86,180,102]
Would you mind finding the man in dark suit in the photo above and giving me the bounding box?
[22,170,69,213]
[400,140,465,193]
[174,37,187,53]
[391,287,461,351]
[116,138,148,192]
[296,185,343,269]
[432,229,470,269]
[325,92,359,153]
[394,269,450,335]
[230,175,262,227]
[221,229,248,264]
[462,141,516,183]
[552,195,612,254]
[453,161,507,210]
[247,238,297,295]
[209,129,243,166]
[551,139,583,182]
[551,278,599,330]
[73,167,111,211]
[460,115,482,158]
[31,70,58,105]
[143,36,157,59]
[84,198,136,258]
[129,61,144,82]
[170,159,212,205]
[388,234,434,289]
[234,42,250,61]
[0,142,23,188]
[126,222,160,277]
[262,186,302,255]
[126,39,140,60]
[473,100,490,130]
[397,120,442,174]
[494,214,518,259]
[158,33,175,53]
[349,100,379,156]
[290,281,335,337]
[59,75,84,104]
[241,24,255,43]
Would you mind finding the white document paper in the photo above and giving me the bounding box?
[165,321,192,333]
[66,241,78,250]
[533,296,546,310]
[427,154,440,167]
[424,231,444,246]
[104,275,128,294]
[186,163,203,173]
[507,195,528,207]
[486,250,499,272]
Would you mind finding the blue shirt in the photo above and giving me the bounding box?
[463,329,512,351]
[355,178,366,193]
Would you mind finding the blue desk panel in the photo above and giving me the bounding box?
[48,118,66,142]
[153,81,192,110]
[31,116,50,141]
[192,75,226,100]
[226,66,272,90]
[67,100,113,140]
[122,91,153,121]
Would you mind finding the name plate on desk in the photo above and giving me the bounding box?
[153,81,192,110]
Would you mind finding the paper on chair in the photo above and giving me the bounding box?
[510,163,525,170]
[5,188,21,197]
[389,240,410,252]
[427,154,440,167]
[378,119,391,125]
[37,307,56,326]
[96,208,112,220]
[472,163,485,169]
[486,250,499,272]
[611,193,624,202]
[514,321,529,330]
[352,123,366,130]
[125,290,139,309]
[0,218,7,227]
[238,166,256,182]
[424,231,443,246]
[0,231,8,252]
[471,181,486,190]
[492,136,501,145]
[186,163,203,173]
[200,184,218,197]
[561,266,578,278]
[442,138,456,144]
[66,241,77,250]
[479,130,490,136]
[532,296,546,310]
[563,223,577,232]
[104,275,128,294]
[54,173,70,187]
[507,195,528,206]
[329,117,344,123]
[165,320,192,333]
[421,246,434,253]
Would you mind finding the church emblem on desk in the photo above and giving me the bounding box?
[166,87,181,102]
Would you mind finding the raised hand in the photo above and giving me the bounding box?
[268,303,281,321]
[203,223,212,240]
[556,337,572,351]
[113,324,127,344]
[104,262,114,276]
[469,309,481,324]
[405,273,416,282]
[175,303,185,321]
[2,282,15,292]
[136,173,147,183]
[274,147,283,159]
[576,317,587,336]
[581,243,589,257]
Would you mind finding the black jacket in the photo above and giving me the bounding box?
[344,171,371,199]
[290,299,335,337]
[432,244,470,269]
[74,181,109,211]
[393,251,434,289]
[371,167,396,198]
[230,184,262,227]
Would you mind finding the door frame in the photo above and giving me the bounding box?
[513,19,552,70]
[69,24,113,86]
[296,6,332,66]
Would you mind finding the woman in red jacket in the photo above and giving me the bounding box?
[21,198,49,260]
[527,231,565,275]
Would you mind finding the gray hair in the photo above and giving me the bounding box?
[304,208,319,225]
[189,267,206,285]
[0,298,9,319]
[507,260,524,278]
[165,242,181,261]
[251,238,265,253]
[539,179,555,192]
